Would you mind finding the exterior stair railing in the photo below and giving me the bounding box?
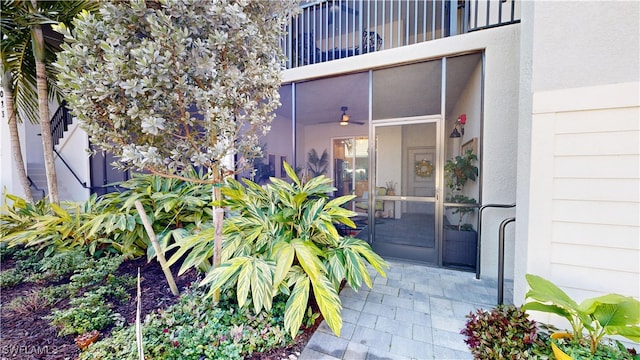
[51,100,72,146]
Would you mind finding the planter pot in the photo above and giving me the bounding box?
[550,332,573,360]
[443,228,477,269]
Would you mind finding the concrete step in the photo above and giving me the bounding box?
[27,163,48,198]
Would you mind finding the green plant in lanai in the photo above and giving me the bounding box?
[54,0,297,294]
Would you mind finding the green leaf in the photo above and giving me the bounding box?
[250,258,274,313]
[291,238,324,283]
[284,275,310,338]
[200,257,250,296]
[311,274,342,336]
[521,302,571,319]
[272,241,295,289]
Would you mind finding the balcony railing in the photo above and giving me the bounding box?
[284,0,520,68]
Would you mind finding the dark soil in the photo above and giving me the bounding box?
[0,257,317,360]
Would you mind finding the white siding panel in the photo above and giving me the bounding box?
[550,243,640,273]
[554,154,639,179]
[554,107,640,134]
[553,178,640,202]
[552,200,639,226]
[550,263,640,297]
[555,131,639,156]
[552,222,640,250]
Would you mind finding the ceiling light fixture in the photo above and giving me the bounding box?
[340,106,350,126]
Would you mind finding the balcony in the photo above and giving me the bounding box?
[284,0,520,68]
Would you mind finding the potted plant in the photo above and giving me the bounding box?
[522,274,640,359]
[443,149,478,269]
[307,148,329,177]
[385,181,397,196]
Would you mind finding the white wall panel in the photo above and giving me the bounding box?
[550,263,640,297]
[552,221,639,250]
[524,82,640,308]
[550,243,639,274]
[555,132,639,156]
[554,155,639,179]
[553,178,640,203]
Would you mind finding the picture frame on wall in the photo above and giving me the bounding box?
[268,154,276,177]
[461,137,478,156]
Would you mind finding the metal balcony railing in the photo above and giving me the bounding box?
[284,0,520,68]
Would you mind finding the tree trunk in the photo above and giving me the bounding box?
[2,83,35,203]
[31,18,59,204]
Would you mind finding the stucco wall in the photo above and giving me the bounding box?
[531,1,639,92]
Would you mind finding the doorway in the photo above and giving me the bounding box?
[365,116,442,265]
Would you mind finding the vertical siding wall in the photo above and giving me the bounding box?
[527,82,640,301]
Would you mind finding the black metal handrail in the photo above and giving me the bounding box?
[51,100,72,146]
[52,147,87,188]
[476,203,515,279]
[498,217,515,305]
[285,0,521,68]
[27,175,46,199]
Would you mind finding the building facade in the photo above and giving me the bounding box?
[1,1,638,325]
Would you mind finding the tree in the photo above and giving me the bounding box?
[55,0,297,297]
[55,0,296,184]
[1,0,99,204]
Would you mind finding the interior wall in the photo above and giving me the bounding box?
[376,126,402,193]
[259,115,294,179]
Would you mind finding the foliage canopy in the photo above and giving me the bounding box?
[55,0,296,181]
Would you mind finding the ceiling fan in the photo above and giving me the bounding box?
[337,106,365,126]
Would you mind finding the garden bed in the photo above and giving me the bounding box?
[0,255,316,360]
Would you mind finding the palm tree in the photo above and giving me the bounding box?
[1,0,99,204]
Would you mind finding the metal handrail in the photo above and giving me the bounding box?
[27,176,46,200]
[498,217,516,305]
[476,203,515,279]
[53,148,87,188]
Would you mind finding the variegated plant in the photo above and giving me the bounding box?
[168,163,388,338]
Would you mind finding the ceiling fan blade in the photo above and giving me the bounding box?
[350,120,366,125]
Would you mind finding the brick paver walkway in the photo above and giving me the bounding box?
[299,260,512,360]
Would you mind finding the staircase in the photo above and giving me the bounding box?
[26,101,72,201]
[27,163,47,201]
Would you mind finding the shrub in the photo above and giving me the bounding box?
[49,291,118,336]
[6,289,56,315]
[81,172,214,261]
[461,305,551,359]
[0,268,24,289]
[169,163,389,338]
[47,255,134,336]
[0,195,101,257]
[27,249,88,282]
[79,287,294,360]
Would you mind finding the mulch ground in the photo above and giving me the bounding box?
[0,257,317,360]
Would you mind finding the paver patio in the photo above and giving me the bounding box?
[299,260,513,360]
